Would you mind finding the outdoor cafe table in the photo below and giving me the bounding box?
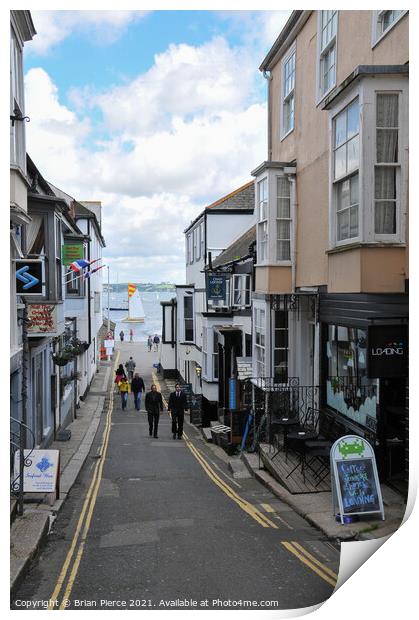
[285,430,318,480]
[270,416,300,459]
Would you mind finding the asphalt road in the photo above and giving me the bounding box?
[12,341,339,611]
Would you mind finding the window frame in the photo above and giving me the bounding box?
[276,175,292,262]
[316,10,338,104]
[232,273,251,309]
[330,93,362,247]
[328,76,407,249]
[257,177,268,264]
[280,43,296,140]
[183,294,194,343]
[371,10,408,48]
[253,305,266,378]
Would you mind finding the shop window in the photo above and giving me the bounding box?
[326,324,378,430]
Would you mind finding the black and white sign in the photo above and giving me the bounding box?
[367,324,408,378]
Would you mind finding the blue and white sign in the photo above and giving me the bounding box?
[14,449,60,495]
[15,259,44,296]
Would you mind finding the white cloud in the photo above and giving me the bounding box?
[28,10,149,55]
[88,37,256,136]
[24,30,268,282]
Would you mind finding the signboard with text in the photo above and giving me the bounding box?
[15,449,60,496]
[27,304,58,335]
[367,324,408,378]
[207,275,227,301]
[330,435,384,523]
[62,244,84,266]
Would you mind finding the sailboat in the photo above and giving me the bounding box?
[123,283,145,323]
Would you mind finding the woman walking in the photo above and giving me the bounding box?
[118,376,130,410]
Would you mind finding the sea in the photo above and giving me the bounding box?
[104,289,175,342]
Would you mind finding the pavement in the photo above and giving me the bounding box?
[10,357,114,595]
[240,452,407,542]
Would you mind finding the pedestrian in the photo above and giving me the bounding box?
[145,384,164,438]
[119,330,124,342]
[125,356,136,380]
[147,335,153,352]
[119,376,130,410]
[129,328,134,343]
[131,373,145,411]
[168,383,188,440]
[153,333,160,351]
[115,364,126,384]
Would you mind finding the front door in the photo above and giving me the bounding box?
[379,377,407,494]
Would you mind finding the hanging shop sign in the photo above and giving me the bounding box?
[27,303,57,335]
[15,259,44,296]
[14,449,60,497]
[330,435,385,524]
[207,275,227,301]
[367,324,408,378]
[62,243,84,266]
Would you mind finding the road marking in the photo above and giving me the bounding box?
[260,502,275,513]
[153,372,337,588]
[281,542,338,588]
[48,351,120,610]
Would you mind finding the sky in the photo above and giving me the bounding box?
[23,9,291,283]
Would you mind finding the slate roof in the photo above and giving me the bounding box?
[211,225,256,269]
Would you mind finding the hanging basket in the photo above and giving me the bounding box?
[52,354,74,366]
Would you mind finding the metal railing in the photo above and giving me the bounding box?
[10,417,35,516]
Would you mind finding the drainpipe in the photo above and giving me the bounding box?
[263,70,272,162]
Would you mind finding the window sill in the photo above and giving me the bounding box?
[326,241,406,254]
[316,83,337,107]
[280,127,294,142]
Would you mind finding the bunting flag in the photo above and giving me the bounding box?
[84,264,106,279]
[128,283,136,298]
[69,257,101,273]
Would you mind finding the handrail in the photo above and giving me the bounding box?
[10,416,36,516]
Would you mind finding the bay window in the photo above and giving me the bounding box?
[333,98,360,242]
[257,178,268,262]
[375,93,399,235]
[276,177,291,260]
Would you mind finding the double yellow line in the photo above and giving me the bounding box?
[281,542,338,588]
[48,352,120,610]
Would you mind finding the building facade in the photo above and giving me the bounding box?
[252,10,408,489]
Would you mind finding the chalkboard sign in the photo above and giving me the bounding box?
[336,459,380,514]
[180,383,193,408]
[331,435,385,523]
[190,394,202,426]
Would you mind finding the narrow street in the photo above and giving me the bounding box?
[12,341,339,611]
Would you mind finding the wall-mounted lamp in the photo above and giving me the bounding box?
[195,365,202,377]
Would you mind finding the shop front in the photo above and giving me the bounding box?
[319,293,408,495]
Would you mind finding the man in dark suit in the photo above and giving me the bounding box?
[168,383,188,440]
[145,384,164,438]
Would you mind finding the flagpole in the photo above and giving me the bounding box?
[107,266,110,333]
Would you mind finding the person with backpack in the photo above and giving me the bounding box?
[153,334,160,351]
[131,373,145,411]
